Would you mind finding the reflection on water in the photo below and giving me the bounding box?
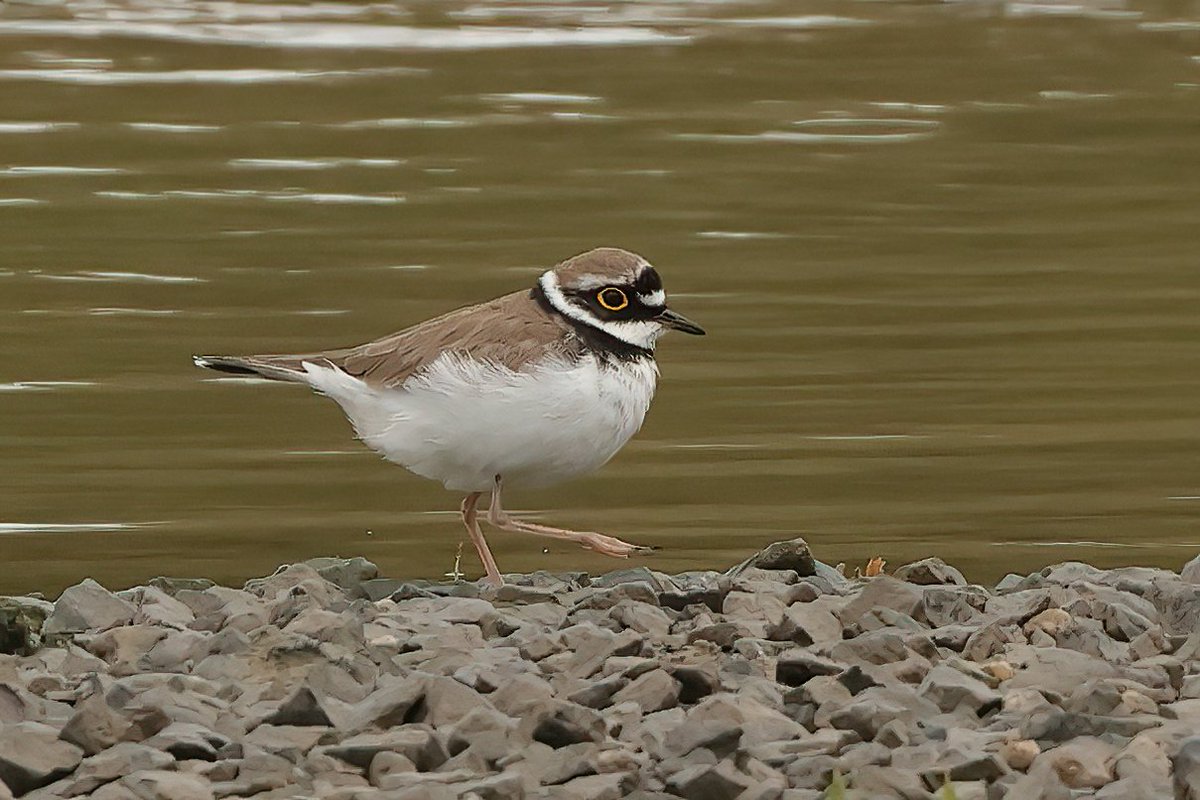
[1,0,1198,595]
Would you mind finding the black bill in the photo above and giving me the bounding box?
[659,308,706,335]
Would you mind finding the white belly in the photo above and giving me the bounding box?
[300,353,658,492]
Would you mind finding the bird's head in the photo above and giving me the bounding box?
[536,247,705,351]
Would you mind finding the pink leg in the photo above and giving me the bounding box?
[486,475,654,559]
[461,492,503,585]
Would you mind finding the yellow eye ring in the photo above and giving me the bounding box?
[597,287,628,311]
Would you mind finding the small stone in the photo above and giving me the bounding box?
[1024,607,1073,637]
[1039,737,1115,788]
[982,660,1015,682]
[726,538,815,577]
[1002,739,1040,771]
[369,751,417,789]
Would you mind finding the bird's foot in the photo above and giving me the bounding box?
[578,531,656,558]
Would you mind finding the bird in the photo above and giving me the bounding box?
[193,247,705,584]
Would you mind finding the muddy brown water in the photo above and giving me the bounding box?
[1,0,1198,596]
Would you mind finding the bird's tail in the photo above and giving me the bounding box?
[192,354,312,383]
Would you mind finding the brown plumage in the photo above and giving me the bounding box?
[196,247,648,386]
[198,290,578,388]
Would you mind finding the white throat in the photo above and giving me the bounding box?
[539,270,663,351]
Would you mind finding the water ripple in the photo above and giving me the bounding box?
[1,166,126,176]
[0,122,79,133]
[0,522,160,534]
[125,122,223,133]
[480,92,602,104]
[0,381,97,393]
[33,271,205,284]
[0,21,690,50]
[228,157,403,170]
[0,67,423,84]
[95,189,405,205]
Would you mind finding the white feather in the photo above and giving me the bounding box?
[300,352,658,492]
[538,270,664,350]
[638,289,666,307]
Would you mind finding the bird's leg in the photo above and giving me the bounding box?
[487,475,654,559]
[460,492,503,585]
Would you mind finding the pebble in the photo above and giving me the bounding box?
[5,537,1200,797]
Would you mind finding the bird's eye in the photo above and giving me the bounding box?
[597,287,628,311]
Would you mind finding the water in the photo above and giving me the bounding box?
[1,0,1198,596]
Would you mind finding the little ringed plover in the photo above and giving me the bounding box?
[194,247,704,584]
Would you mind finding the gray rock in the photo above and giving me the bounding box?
[242,724,327,760]
[893,558,967,586]
[827,687,941,741]
[555,772,635,800]
[768,602,842,646]
[774,651,843,687]
[1147,580,1200,636]
[837,577,923,627]
[38,742,173,797]
[59,691,132,754]
[918,664,1002,716]
[143,722,230,761]
[1182,554,1200,585]
[670,665,719,704]
[1174,736,1200,800]
[113,770,215,800]
[611,669,679,713]
[345,676,425,729]
[303,556,380,598]
[567,673,628,709]
[44,579,137,635]
[528,703,606,749]
[368,750,417,789]
[0,721,84,795]
[665,760,751,800]
[318,728,447,772]
[422,675,491,728]
[726,538,815,578]
[259,686,335,727]
[148,576,215,595]
[0,596,53,655]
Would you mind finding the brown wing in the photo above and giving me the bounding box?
[326,289,577,387]
[195,290,576,387]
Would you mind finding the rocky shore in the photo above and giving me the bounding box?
[3,538,1200,800]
